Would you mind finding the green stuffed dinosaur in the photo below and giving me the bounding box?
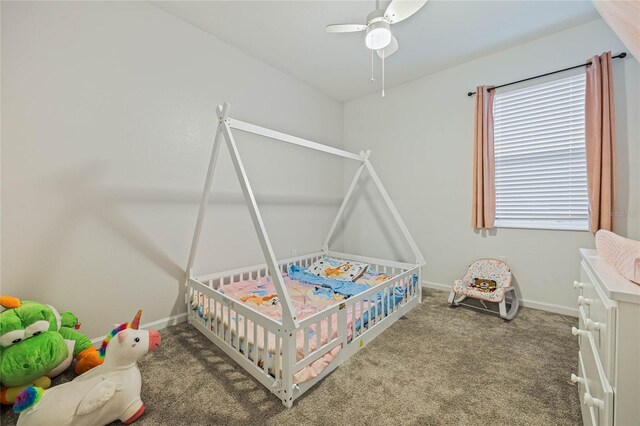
[0,296,103,404]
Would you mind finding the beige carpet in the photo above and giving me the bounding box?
[2,290,581,425]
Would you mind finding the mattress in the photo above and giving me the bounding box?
[191,268,414,384]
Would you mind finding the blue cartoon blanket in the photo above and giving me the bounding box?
[288,264,370,297]
[288,263,415,331]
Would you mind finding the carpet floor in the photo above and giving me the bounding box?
[2,290,581,426]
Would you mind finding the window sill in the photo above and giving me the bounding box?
[494,220,590,232]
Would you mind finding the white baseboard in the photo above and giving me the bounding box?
[515,298,578,317]
[422,281,450,291]
[422,281,578,317]
[91,312,188,345]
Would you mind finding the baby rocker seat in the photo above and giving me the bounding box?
[447,258,519,320]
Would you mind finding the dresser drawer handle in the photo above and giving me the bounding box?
[573,281,585,289]
[571,327,587,337]
[585,319,603,332]
[584,393,605,409]
[578,296,593,306]
[570,373,584,384]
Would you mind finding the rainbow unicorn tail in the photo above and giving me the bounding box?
[13,386,44,413]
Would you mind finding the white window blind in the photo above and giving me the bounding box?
[493,73,589,231]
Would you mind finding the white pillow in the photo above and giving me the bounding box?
[307,257,369,282]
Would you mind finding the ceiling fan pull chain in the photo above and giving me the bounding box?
[381,54,385,97]
[371,50,375,81]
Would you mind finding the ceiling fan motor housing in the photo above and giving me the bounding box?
[365,10,391,50]
[366,9,387,25]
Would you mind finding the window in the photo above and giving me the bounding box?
[493,73,588,231]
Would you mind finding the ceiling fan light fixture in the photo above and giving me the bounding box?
[365,20,391,50]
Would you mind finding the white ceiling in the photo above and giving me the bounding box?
[152,1,599,102]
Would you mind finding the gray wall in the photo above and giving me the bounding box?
[342,19,639,315]
[1,2,344,338]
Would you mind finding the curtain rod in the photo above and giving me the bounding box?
[467,52,627,97]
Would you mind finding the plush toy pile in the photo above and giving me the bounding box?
[14,310,160,426]
[0,296,103,404]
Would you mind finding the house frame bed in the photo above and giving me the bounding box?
[185,102,426,407]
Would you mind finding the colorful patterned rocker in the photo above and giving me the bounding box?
[447,258,519,320]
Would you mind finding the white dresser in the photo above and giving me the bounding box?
[572,249,640,426]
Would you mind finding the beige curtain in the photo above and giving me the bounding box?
[472,85,495,229]
[585,52,616,233]
[592,1,640,61]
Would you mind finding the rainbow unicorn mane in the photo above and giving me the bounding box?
[13,386,44,413]
[99,322,131,358]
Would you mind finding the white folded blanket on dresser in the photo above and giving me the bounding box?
[595,229,640,284]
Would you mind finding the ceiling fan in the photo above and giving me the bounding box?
[326,0,427,59]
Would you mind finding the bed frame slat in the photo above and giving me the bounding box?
[274,335,281,379]
[253,322,258,365]
[315,321,321,351]
[263,328,269,374]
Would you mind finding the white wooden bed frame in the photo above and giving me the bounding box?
[185,102,425,407]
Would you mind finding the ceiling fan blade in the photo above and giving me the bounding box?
[384,0,427,24]
[326,24,367,33]
[377,35,398,59]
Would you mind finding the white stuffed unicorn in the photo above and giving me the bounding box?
[14,310,160,426]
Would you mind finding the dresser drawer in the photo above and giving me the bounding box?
[577,352,598,426]
[578,332,613,426]
[579,261,617,380]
